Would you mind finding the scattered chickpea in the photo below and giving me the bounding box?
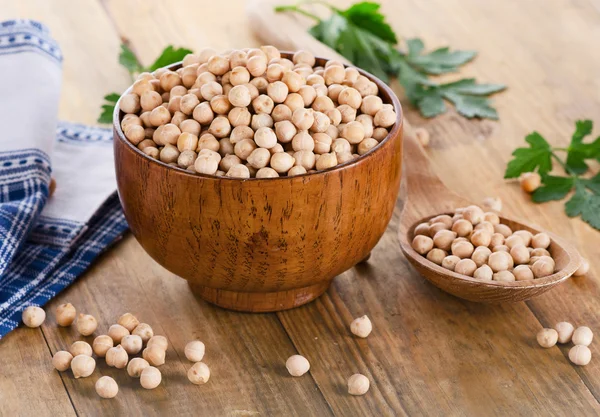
[347,374,370,396]
[70,341,93,357]
[572,326,593,346]
[520,172,541,193]
[350,315,372,338]
[121,334,143,355]
[532,259,554,278]
[108,324,130,344]
[184,340,206,362]
[132,323,154,343]
[22,306,46,328]
[55,303,76,327]
[106,345,129,369]
[574,258,590,276]
[569,345,592,366]
[188,362,211,385]
[143,345,166,366]
[555,322,575,343]
[442,255,461,271]
[76,313,98,336]
[536,328,558,348]
[426,248,447,265]
[93,335,114,357]
[147,335,169,351]
[127,357,150,378]
[52,351,73,372]
[140,366,162,389]
[412,235,433,255]
[286,354,310,377]
[71,355,96,379]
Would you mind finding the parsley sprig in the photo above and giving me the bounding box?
[505,120,600,230]
[98,44,192,123]
[275,1,505,119]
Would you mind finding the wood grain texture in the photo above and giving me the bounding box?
[113,56,403,312]
[0,0,599,415]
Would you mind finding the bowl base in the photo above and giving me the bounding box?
[189,281,331,312]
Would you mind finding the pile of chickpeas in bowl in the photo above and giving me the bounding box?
[117,46,398,179]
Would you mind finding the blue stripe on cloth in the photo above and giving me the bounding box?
[0,192,127,338]
[0,19,62,63]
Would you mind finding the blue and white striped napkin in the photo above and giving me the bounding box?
[0,20,128,338]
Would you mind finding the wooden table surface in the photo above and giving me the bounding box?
[1,0,599,416]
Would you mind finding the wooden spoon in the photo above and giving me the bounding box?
[398,133,581,303]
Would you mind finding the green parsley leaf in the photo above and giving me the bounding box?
[565,182,600,230]
[504,132,553,178]
[340,2,397,44]
[119,44,143,74]
[103,93,121,103]
[405,46,476,75]
[566,120,600,174]
[583,172,600,194]
[148,46,193,71]
[98,104,115,124]
[532,175,575,203]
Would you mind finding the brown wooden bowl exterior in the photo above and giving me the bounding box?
[114,54,403,312]
[399,213,581,303]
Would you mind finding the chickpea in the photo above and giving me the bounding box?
[326,125,339,140]
[176,132,199,152]
[179,93,199,116]
[159,71,182,91]
[504,235,524,250]
[159,144,180,164]
[227,85,251,108]
[247,148,271,169]
[312,95,335,112]
[574,258,590,276]
[288,166,307,176]
[271,152,296,173]
[256,167,279,178]
[195,154,219,175]
[537,328,558,348]
[266,64,285,82]
[360,95,383,116]
[452,241,474,259]
[140,90,162,112]
[572,326,593,346]
[489,233,505,248]
[106,345,129,369]
[313,133,332,154]
[326,108,342,126]
[569,345,592,366]
[494,223,513,238]
[127,357,150,378]
[338,105,357,123]
[372,127,388,141]
[340,121,365,145]
[488,251,511,272]
[414,223,430,237]
[532,259,554,278]
[441,255,461,271]
[210,95,232,115]
[125,125,145,145]
[531,232,550,249]
[220,155,242,172]
[338,87,362,109]
[142,345,166,366]
[510,244,530,265]
[493,245,509,253]
[531,248,551,257]
[226,164,251,178]
[272,104,292,122]
[120,93,141,114]
[452,219,473,237]
[332,138,351,154]
[121,334,143,355]
[251,113,274,130]
[474,264,493,280]
[294,151,316,170]
[132,323,154,343]
[455,259,477,276]
[140,366,162,389]
[93,335,114,357]
[373,107,396,128]
[323,65,345,85]
[433,230,457,251]
[412,235,434,255]
[71,355,96,379]
[149,106,171,127]
[475,221,495,236]
[207,55,230,75]
[297,85,317,107]
[95,376,119,399]
[555,322,575,343]
[77,313,98,336]
[483,212,500,225]
[513,265,534,281]
[350,315,372,338]
[292,131,315,152]
[286,355,310,376]
[55,303,76,327]
[355,114,374,138]
[52,351,73,372]
[520,172,541,193]
[430,215,453,229]
[70,341,93,357]
[493,270,516,282]
[154,123,181,146]
[192,102,214,125]
[196,134,220,153]
[274,120,297,144]
[188,362,211,385]
[426,248,447,265]
[209,116,231,139]
[462,205,484,225]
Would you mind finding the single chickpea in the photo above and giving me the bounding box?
[286,354,310,376]
[374,107,396,128]
[183,340,206,363]
[520,172,541,193]
[372,127,388,141]
[271,152,296,173]
[251,113,274,130]
[226,164,251,178]
[430,214,452,228]
[294,150,316,170]
[489,233,505,248]
[452,241,475,259]
[493,270,516,282]
[338,105,357,123]
[572,326,593,346]
[120,93,141,114]
[494,223,513,238]
[323,65,345,85]
[227,85,252,108]
[106,345,129,369]
[537,328,559,348]
[195,154,219,175]
[52,351,73,372]
[483,212,500,225]
[176,132,199,152]
[288,165,307,176]
[210,95,232,115]
[512,230,532,246]
[228,66,249,86]
[452,219,473,237]
[332,138,351,154]
[474,264,493,280]
[229,126,253,145]
[71,355,96,379]
[178,94,198,116]
[232,139,256,160]
[327,84,345,102]
[357,138,378,155]
[488,251,511,272]
[338,87,362,109]
[555,322,575,343]
[455,259,477,276]
[188,362,211,385]
[247,148,271,169]
[127,357,150,378]
[207,55,230,75]
[505,235,524,250]
[266,81,289,104]
[70,341,93,357]
[532,259,554,278]
[159,71,182,91]
[348,315,373,339]
[493,245,509,253]
[192,102,214,125]
[347,373,370,396]
[356,114,374,138]
[325,108,342,127]
[55,303,76,327]
[220,155,242,172]
[154,123,181,146]
[121,334,143,355]
[246,55,267,77]
[531,248,551,257]
[132,79,154,96]
[462,206,484,225]
[256,167,279,178]
[360,95,383,116]
[125,125,145,145]
[77,313,97,336]
[229,51,248,69]
[251,95,274,115]
[266,63,285,82]
[149,106,171,127]
[159,144,180,164]
[433,230,457,251]
[209,116,231,139]
[142,345,166,366]
[414,223,430,237]
[298,85,317,107]
[132,323,154,343]
[510,244,530,265]
[274,120,297,144]
[93,335,114,357]
[313,133,333,154]
[569,345,592,366]
[441,255,461,271]
[315,152,337,171]
[513,265,534,281]
[475,221,495,236]
[292,131,315,152]
[95,376,119,399]
[531,233,550,249]
[140,366,162,389]
[574,258,590,276]
[426,248,447,265]
[272,104,292,122]
[344,67,360,84]
[340,121,365,145]
[312,95,335,112]
[197,133,220,153]
[412,235,434,255]
[291,108,314,131]
[326,125,339,140]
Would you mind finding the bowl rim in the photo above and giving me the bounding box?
[113,51,403,181]
[401,212,581,289]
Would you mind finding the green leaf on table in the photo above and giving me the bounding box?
[566,120,600,174]
[564,183,600,230]
[504,132,553,178]
[103,93,121,103]
[406,46,476,75]
[119,44,143,74]
[97,92,121,124]
[532,175,575,203]
[148,46,194,71]
[310,13,391,81]
[340,2,397,44]
[583,172,600,194]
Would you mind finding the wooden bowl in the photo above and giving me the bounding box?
[113,54,403,312]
